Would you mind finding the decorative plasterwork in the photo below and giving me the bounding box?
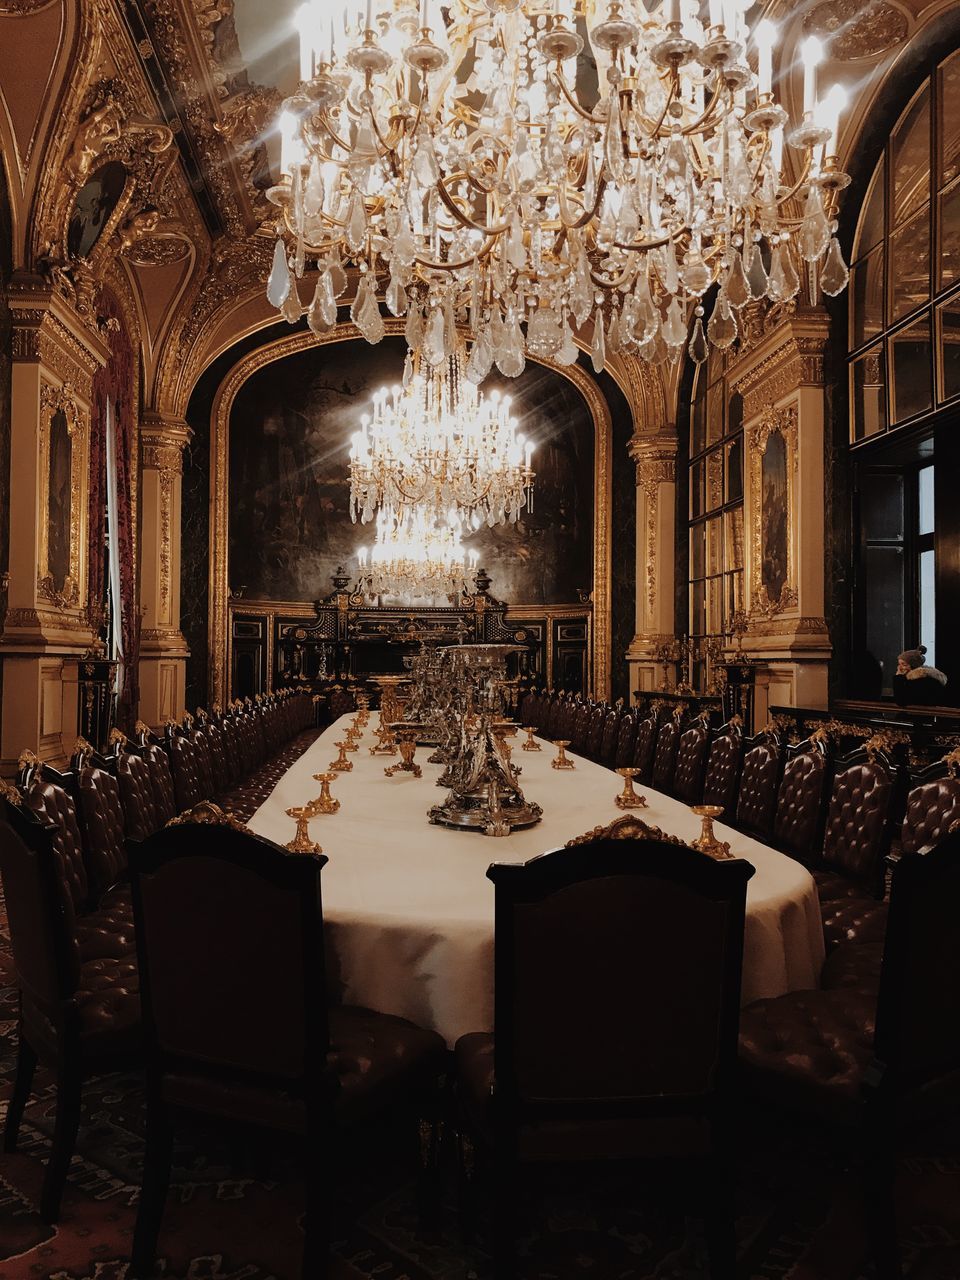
[142,416,192,628]
[748,402,799,621]
[37,379,88,613]
[206,321,613,706]
[732,323,827,423]
[629,435,676,619]
[10,289,104,400]
[803,1,909,61]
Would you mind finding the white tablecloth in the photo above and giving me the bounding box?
[248,715,825,1045]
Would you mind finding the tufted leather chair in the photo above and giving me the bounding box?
[584,704,606,761]
[541,693,562,739]
[570,700,592,754]
[328,686,357,721]
[202,720,231,795]
[167,730,204,813]
[899,759,960,856]
[631,712,659,781]
[651,713,684,793]
[738,827,960,1275]
[0,792,142,1224]
[20,763,89,914]
[221,714,244,787]
[772,739,831,864]
[128,819,445,1280]
[116,746,163,842]
[818,747,899,897]
[733,733,782,840]
[138,735,178,826]
[187,727,216,801]
[613,712,638,769]
[455,835,754,1277]
[74,753,129,902]
[702,722,745,819]
[599,707,622,767]
[673,716,711,804]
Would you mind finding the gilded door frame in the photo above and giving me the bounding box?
[207,322,612,705]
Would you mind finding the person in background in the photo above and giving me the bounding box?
[892,645,948,707]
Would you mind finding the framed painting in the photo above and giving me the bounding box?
[67,160,128,260]
[37,382,87,609]
[749,403,798,617]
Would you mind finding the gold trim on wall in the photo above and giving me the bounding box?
[207,321,613,706]
[748,401,799,619]
[37,379,88,612]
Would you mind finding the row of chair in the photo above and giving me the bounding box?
[0,689,317,1223]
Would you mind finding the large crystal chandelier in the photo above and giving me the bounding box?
[266,1,851,372]
[357,505,478,602]
[348,342,535,527]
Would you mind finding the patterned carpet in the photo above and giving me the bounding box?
[1,902,959,1277]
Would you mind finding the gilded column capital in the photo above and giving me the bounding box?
[628,434,677,495]
[141,415,192,474]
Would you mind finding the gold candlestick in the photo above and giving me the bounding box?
[329,741,353,772]
[551,739,575,770]
[690,805,732,859]
[521,726,542,751]
[615,767,647,810]
[342,725,360,751]
[285,805,321,854]
[385,728,422,778]
[369,724,397,755]
[310,772,340,814]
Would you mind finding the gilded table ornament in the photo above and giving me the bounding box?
[384,727,422,778]
[310,772,340,815]
[615,767,647,810]
[551,740,575,770]
[329,742,353,772]
[521,726,542,751]
[690,805,733,860]
[285,805,322,854]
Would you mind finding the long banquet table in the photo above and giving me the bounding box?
[248,714,825,1046]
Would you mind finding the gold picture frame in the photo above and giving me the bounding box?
[37,381,88,611]
[748,402,798,619]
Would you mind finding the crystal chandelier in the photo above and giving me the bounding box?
[266,1,851,372]
[357,505,478,602]
[348,342,535,527]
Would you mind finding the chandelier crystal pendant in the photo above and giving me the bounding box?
[357,505,479,602]
[349,341,535,527]
[266,1,851,371]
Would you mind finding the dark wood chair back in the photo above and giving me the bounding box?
[130,822,329,1088]
[488,838,754,1118]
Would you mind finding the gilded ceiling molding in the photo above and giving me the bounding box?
[206,320,614,706]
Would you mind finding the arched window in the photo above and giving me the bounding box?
[848,48,960,702]
[687,352,743,681]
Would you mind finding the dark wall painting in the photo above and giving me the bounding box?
[227,336,594,607]
[67,161,127,260]
[761,430,788,604]
[47,408,72,592]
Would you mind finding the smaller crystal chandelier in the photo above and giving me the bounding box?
[349,342,535,529]
[357,506,478,603]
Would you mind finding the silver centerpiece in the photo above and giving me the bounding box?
[428,644,541,837]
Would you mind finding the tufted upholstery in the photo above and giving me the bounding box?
[116,749,162,842]
[651,717,682,792]
[772,744,829,863]
[584,705,606,761]
[820,896,889,951]
[820,754,896,893]
[73,954,141,1061]
[613,712,637,769]
[75,763,128,901]
[735,738,781,839]
[738,989,876,1124]
[631,714,659,780]
[598,708,621,766]
[23,776,90,911]
[820,940,884,993]
[900,773,960,855]
[188,730,216,801]
[673,719,710,804]
[203,721,231,794]
[702,726,744,817]
[168,734,204,812]
[328,687,357,720]
[141,743,177,825]
[221,716,244,787]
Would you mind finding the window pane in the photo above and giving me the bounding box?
[725,436,743,503]
[690,460,704,518]
[728,391,743,435]
[855,159,885,260]
[725,570,743,623]
[691,522,705,579]
[889,209,930,321]
[939,295,960,401]
[852,345,887,440]
[919,465,935,536]
[690,367,706,453]
[920,547,936,669]
[852,246,884,347]
[707,575,723,635]
[707,514,722,576]
[706,448,723,513]
[938,179,960,290]
[863,545,905,694]
[706,385,723,445]
[861,471,904,542]
[690,577,705,637]
[890,314,932,423]
[892,83,930,225]
[940,50,960,188]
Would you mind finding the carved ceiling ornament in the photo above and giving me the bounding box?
[803,1,909,61]
[748,402,800,622]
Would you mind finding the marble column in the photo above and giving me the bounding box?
[625,432,678,696]
[0,278,106,770]
[138,413,191,726]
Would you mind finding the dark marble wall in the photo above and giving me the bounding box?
[228,337,594,607]
[0,160,12,713]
